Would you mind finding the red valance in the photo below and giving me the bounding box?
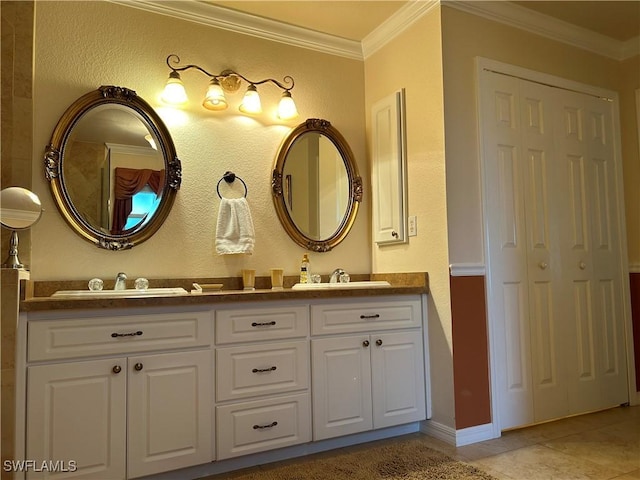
[111,168,164,235]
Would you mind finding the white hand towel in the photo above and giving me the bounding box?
[215,197,255,255]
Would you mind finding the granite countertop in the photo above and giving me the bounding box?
[20,273,429,312]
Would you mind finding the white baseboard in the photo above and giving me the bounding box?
[455,422,499,446]
[420,420,456,445]
[421,420,499,446]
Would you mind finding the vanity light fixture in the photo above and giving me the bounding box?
[161,54,298,120]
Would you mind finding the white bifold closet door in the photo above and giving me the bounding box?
[481,70,629,430]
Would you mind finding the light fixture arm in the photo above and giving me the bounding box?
[166,55,294,92]
[166,54,216,78]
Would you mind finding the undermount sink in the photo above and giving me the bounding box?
[51,287,189,298]
[291,281,391,290]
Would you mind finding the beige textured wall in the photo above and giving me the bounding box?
[364,7,455,428]
[620,55,640,265]
[31,1,369,281]
[441,5,637,266]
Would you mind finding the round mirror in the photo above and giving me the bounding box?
[1,187,43,269]
[44,86,181,250]
[0,187,43,230]
[272,119,362,252]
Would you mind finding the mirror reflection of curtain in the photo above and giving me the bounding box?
[111,168,164,234]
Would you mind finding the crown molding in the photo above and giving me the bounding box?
[111,0,638,62]
[109,0,363,60]
[362,0,439,60]
[444,1,638,61]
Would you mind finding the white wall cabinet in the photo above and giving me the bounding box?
[371,89,408,245]
[24,311,213,480]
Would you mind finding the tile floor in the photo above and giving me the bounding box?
[208,405,639,479]
[422,405,640,479]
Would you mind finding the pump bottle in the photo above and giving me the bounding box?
[300,254,310,283]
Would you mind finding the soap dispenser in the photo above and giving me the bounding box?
[300,254,310,283]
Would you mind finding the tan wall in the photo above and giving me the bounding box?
[441,5,635,266]
[31,1,369,281]
[620,55,640,265]
[1,1,34,268]
[364,7,455,429]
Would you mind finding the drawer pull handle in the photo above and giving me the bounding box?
[112,365,122,374]
[134,363,143,371]
[111,330,143,338]
[253,421,278,430]
[376,339,383,346]
[251,321,276,327]
[363,340,370,348]
[252,366,277,373]
[360,314,380,319]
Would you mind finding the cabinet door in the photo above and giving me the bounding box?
[311,336,372,441]
[371,331,426,429]
[127,350,213,479]
[27,359,126,480]
[371,89,407,244]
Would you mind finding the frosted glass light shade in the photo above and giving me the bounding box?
[278,91,298,120]
[239,85,262,114]
[161,72,188,104]
[203,79,228,110]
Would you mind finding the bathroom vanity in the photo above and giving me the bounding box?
[15,276,429,480]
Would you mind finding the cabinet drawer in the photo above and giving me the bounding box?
[28,311,212,361]
[216,393,311,460]
[311,298,422,336]
[216,340,309,401]
[215,306,309,344]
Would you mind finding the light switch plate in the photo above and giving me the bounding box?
[408,215,417,236]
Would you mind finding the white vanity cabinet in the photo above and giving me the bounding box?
[23,309,213,480]
[311,297,426,441]
[17,291,428,479]
[214,305,312,460]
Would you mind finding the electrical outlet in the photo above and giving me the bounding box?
[408,215,417,236]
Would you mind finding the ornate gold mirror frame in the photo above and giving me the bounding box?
[44,86,181,250]
[272,118,362,252]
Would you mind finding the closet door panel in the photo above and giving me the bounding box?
[520,83,568,422]
[481,72,534,429]
[556,93,628,413]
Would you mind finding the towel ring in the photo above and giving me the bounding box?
[216,171,248,199]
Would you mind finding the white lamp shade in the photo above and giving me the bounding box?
[203,79,228,111]
[239,85,262,114]
[161,73,188,104]
[278,91,298,120]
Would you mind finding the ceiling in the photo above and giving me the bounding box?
[208,1,640,43]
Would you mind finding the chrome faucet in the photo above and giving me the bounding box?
[329,268,346,283]
[114,272,127,290]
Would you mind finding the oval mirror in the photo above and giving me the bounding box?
[44,86,181,250]
[272,118,362,252]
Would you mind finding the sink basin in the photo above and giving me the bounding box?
[291,281,391,290]
[51,287,189,298]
